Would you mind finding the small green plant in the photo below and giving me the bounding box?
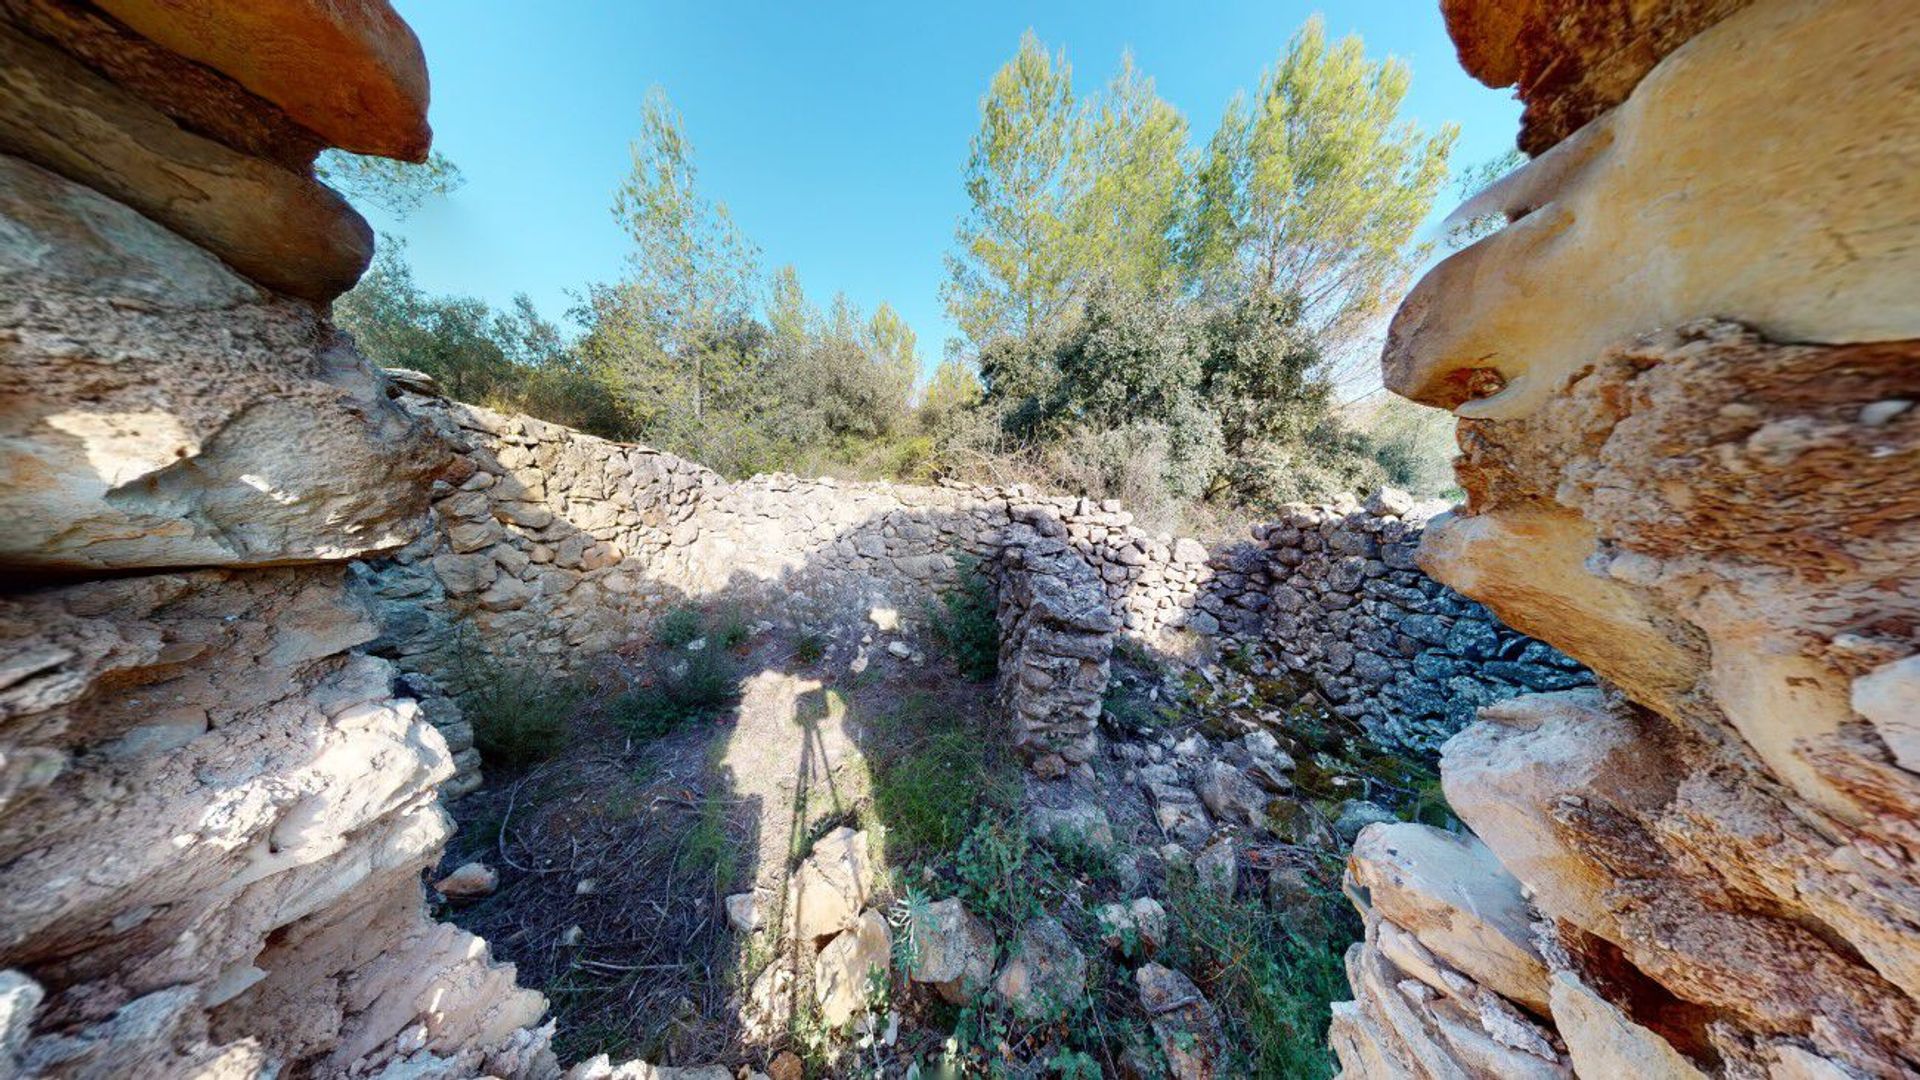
[872,730,993,857]
[609,648,740,738]
[952,818,1042,925]
[714,606,752,650]
[1160,865,1357,1078]
[676,790,738,899]
[653,604,704,649]
[459,650,582,767]
[793,630,828,664]
[1049,1048,1102,1080]
[927,564,998,681]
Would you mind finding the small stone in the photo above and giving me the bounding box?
[886,640,912,658]
[1333,799,1398,842]
[726,892,763,933]
[994,917,1087,1021]
[1096,897,1168,961]
[1195,837,1237,897]
[433,861,497,899]
[767,1050,804,1080]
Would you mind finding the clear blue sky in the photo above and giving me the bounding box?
[377,1,1520,378]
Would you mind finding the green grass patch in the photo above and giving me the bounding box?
[1160,864,1357,1079]
[652,604,704,648]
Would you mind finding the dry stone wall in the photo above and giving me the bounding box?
[1332,1,1920,1077]
[361,384,1585,779]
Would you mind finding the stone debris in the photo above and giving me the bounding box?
[1096,897,1167,962]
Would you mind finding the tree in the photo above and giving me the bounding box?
[943,31,1077,349]
[1065,53,1189,295]
[920,357,984,431]
[1184,17,1456,354]
[316,150,464,218]
[583,87,762,431]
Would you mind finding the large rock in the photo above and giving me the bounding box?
[813,910,890,1028]
[0,24,376,300]
[1548,970,1707,1080]
[0,568,544,1068]
[1441,0,1753,154]
[994,917,1086,1021]
[1346,823,1550,1016]
[1387,0,1920,422]
[91,0,432,161]
[1136,963,1225,1080]
[906,898,994,1004]
[0,154,445,570]
[791,827,876,942]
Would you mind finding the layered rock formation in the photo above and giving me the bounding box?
[0,4,550,1077]
[1336,0,1920,1076]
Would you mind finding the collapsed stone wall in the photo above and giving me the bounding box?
[1332,1,1920,1077]
[0,4,553,1077]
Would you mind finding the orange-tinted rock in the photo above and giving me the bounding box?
[1441,0,1753,154]
[92,0,431,161]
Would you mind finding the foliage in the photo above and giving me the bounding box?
[653,605,705,649]
[1161,865,1358,1078]
[457,649,583,768]
[676,790,739,899]
[926,566,999,680]
[951,817,1044,926]
[872,729,997,858]
[793,630,828,665]
[609,648,740,738]
[1348,393,1459,499]
[317,149,464,218]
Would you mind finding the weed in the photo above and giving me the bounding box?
[653,605,704,649]
[676,791,738,899]
[951,818,1043,926]
[926,562,998,681]
[1160,865,1357,1078]
[794,629,828,664]
[714,606,752,650]
[871,730,992,857]
[458,649,582,768]
[610,648,740,738]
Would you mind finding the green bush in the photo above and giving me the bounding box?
[1160,866,1356,1078]
[872,730,996,858]
[460,654,583,768]
[653,605,705,649]
[952,818,1043,926]
[793,630,828,665]
[609,648,740,738]
[928,567,998,681]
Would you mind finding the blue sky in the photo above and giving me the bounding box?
[377,1,1520,378]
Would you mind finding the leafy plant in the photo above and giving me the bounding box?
[952,818,1042,926]
[793,630,829,665]
[714,606,752,650]
[927,563,998,681]
[653,605,705,649]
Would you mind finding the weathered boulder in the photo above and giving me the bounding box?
[1346,823,1550,1016]
[994,917,1086,1021]
[1441,0,1753,154]
[1388,0,1920,421]
[91,0,432,160]
[791,827,876,942]
[813,909,890,1028]
[1548,970,1706,1080]
[906,898,994,1004]
[1096,897,1167,962]
[0,25,375,300]
[1137,963,1225,1080]
[0,154,444,570]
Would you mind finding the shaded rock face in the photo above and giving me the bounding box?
[1336,0,1920,1077]
[0,3,556,1076]
[0,153,446,572]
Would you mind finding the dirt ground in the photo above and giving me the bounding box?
[434,622,999,1067]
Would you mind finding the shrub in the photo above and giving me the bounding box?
[1160,866,1356,1078]
[793,630,828,665]
[872,730,994,858]
[610,648,740,738]
[460,653,582,767]
[653,605,705,649]
[928,566,998,681]
[714,607,752,650]
[952,818,1043,926]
